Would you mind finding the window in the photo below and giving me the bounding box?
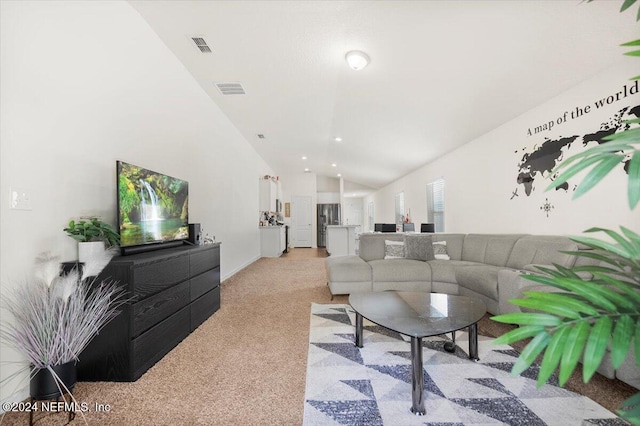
[394,192,405,229]
[427,178,445,232]
[367,202,374,232]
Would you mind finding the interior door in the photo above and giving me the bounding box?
[292,196,312,247]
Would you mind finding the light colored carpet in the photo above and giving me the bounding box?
[0,248,634,425]
[304,303,622,426]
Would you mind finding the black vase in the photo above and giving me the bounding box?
[30,361,77,400]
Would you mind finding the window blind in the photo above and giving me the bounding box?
[427,179,445,232]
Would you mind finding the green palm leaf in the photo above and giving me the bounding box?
[512,297,583,319]
[635,321,640,365]
[570,235,635,259]
[491,313,562,327]
[493,325,547,345]
[547,154,612,190]
[583,316,613,382]
[538,326,571,387]
[583,227,640,257]
[521,291,600,316]
[559,322,590,386]
[619,391,640,421]
[628,150,640,209]
[620,0,638,12]
[612,315,634,368]
[620,226,640,246]
[512,332,551,376]
[573,155,625,199]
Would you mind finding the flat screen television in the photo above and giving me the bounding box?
[117,161,189,252]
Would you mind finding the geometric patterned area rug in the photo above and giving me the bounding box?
[303,304,623,426]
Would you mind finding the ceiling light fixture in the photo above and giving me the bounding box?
[345,50,370,71]
[304,168,310,172]
[301,156,307,160]
[331,163,337,167]
[334,137,342,142]
[337,173,342,177]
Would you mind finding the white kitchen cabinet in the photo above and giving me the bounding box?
[259,179,278,212]
[326,225,358,257]
[260,226,284,257]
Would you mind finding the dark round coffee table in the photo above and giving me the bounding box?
[349,291,486,416]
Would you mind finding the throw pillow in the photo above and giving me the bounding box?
[384,240,405,259]
[432,240,450,260]
[403,234,434,261]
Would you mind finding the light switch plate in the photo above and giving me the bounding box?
[10,187,32,210]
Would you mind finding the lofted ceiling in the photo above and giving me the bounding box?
[130,0,638,195]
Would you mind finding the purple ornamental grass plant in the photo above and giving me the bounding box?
[0,249,126,396]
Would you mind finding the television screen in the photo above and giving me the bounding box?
[117,161,189,248]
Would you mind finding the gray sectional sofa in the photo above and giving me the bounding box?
[325,232,639,388]
[326,232,582,315]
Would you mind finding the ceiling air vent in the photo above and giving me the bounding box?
[257,134,265,139]
[189,36,212,53]
[215,82,246,96]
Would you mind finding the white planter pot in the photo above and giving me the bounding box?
[78,241,105,263]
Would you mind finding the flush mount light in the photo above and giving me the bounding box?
[331,163,337,167]
[301,156,307,160]
[337,173,342,177]
[345,50,370,70]
[304,168,310,172]
[334,137,343,142]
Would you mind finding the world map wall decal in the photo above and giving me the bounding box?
[513,94,639,203]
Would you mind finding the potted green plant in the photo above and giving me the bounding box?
[0,250,126,410]
[64,217,120,262]
[492,1,640,423]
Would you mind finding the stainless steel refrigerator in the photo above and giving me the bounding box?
[317,203,340,247]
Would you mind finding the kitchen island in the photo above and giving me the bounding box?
[326,225,358,257]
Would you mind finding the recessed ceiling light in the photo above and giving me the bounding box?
[337,173,342,177]
[345,50,370,71]
[304,168,310,172]
[334,137,342,142]
[301,156,307,160]
[331,163,337,167]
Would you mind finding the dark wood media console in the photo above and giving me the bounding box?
[78,243,221,381]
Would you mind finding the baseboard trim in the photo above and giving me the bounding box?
[221,254,261,283]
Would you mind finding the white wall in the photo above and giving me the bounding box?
[343,198,364,228]
[316,175,340,192]
[367,59,639,235]
[0,0,273,402]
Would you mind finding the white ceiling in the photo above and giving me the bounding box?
[130,0,638,195]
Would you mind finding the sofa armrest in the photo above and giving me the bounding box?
[497,269,536,315]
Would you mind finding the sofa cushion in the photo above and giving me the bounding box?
[432,240,450,260]
[462,234,526,267]
[428,259,481,284]
[369,258,431,283]
[384,240,405,259]
[404,234,434,261]
[325,256,371,282]
[455,265,504,299]
[359,233,404,262]
[506,235,578,269]
[429,234,465,260]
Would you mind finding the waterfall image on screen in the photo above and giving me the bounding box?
[117,161,189,247]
